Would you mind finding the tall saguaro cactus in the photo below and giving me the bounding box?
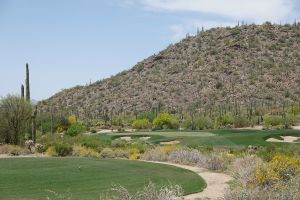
[25,63,30,101]
[32,105,37,143]
[21,84,25,98]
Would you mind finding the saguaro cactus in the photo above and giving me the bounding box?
[25,63,30,101]
[32,105,37,143]
[21,84,25,98]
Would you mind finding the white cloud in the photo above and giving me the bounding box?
[142,0,298,22]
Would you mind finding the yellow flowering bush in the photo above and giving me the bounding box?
[73,145,100,158]
[163,145,178,155]
[46,146,58,157]
[256,155,300,186]
[67,116,77,125]
[129,148,141,160]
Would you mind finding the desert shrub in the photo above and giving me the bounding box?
[46,146,58,157]
[0,144,29,155]
[51,144,73,157]
[264,115,282,128]
[168,149,226,170]
[129,141,148,154]
[129,148,141,160]
[201,154,225,171]
[114,149,130,159]
[72,145,100,158]
[104,182,183,200]
[137,112,156,123]
[282,114,298,128]
[132,119,150,130]
[111,139,127,148]
[215,114,234,128]
[101,148,115,158]
[67,116,77,125]
[234,116,251,128]
[35,143,45,153]
[81,139,107,153]
[90,129,97,134]
[168,149,202,165]
[195,117,214,130]
[287,106,300,115]
[66,123,86,137]
[226,173,300,200]
[112,116,124,127]
[153,113,179,129]
[256,145,277,161]
[256,155,300,186]
[232,156,262,187]
[268,174,300,200]
[25,140,35,153]
[224,187,264,200]
[143,147,168,161]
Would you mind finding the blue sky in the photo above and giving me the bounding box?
[0,0,299,100]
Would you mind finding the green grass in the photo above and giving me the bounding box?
[88,129,300,148]
[0,158,205,200]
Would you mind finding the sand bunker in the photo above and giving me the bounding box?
[139,137,151,141]
[160,140,181,145]
[120,137,132,142]
[266,136,300,143]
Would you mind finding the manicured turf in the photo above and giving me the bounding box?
[90,129,300,148]
[0,158,205,200]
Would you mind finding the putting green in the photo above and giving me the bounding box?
[0,158,206,200]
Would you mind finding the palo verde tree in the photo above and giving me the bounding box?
[0,95,31,144]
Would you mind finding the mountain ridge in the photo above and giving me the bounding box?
[39,22,300,119]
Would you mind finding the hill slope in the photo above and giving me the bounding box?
[39,23,300,118]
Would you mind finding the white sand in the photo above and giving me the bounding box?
[160,140,181,145]
[266,136,300,143]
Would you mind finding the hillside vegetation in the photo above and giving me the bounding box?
[39,23,300,119]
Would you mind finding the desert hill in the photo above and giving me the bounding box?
[39,22,300,119]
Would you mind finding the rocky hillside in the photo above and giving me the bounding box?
[39,23,300,118]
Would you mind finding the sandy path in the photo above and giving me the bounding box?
[0,154,45,158]
[235,125,263,130]
[142,161,232,200]
[292,126,300,130]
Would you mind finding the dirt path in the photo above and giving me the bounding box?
[0,154,46,158]
[142,161,232,200]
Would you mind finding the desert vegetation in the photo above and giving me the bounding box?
[1,22,300,200]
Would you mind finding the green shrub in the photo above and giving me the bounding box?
[81,139,107,153]
[264,115,282,128]
[100,148,115,158]
[153,113,179,129]
[111,139,127,148]
[196,117,214,130]
[90,129,97,134]
[114,149,130,159]
[66,123,86,137]
[234,116,250,128]
[132,119,150,130]
[0,145,29,155]
[72,145,100,158]
[137,112,156,122]
[53,144,73,157]
[215,114,234,128]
